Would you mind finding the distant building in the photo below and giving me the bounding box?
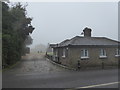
[25,47,30,54]
[46,44,55,52]
[50,27,120,69]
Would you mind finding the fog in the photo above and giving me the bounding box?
[25,2,118,49]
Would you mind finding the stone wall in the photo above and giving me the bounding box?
[58,46,118,69]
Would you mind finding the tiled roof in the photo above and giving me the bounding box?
[50,27,119,47]
[57,36,119,47]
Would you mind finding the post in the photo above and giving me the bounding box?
[102,62,104,69]
[77,60,81,70]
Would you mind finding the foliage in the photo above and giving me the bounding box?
[2,2,35,67]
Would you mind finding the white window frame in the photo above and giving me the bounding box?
[115,48,120,57]
[99,49,107,58]
[81,49,89,59]
[62,48,66,58]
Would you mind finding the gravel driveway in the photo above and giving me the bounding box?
[6,53,67,74]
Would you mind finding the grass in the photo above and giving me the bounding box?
[1,60,21,72]
[47,52,53,55]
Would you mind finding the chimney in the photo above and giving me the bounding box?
[83,27,92,37]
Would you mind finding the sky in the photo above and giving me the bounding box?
[21,2,118,48]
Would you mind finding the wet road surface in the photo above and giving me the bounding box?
[2,53,119,88]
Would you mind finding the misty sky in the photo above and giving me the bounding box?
[26,2,118,48]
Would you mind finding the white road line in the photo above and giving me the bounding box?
[75,82,119,89]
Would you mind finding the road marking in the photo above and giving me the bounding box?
[66,82,119,90]
[76,82,119,89]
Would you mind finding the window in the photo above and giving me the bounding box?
[51,48,53,52]
[62,48,66,58]
[81,49,89,59]
[115,48,120,57]
[53,50,58,61]
[99,49,107,58]
[54,50,58,57]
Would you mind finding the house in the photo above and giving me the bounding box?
[50,27,120,69]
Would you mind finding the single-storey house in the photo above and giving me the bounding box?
[50,27,120,69]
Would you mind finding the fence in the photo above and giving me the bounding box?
[45,54,61,64]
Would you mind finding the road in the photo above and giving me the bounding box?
[2,53,119,89]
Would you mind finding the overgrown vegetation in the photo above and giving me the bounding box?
[2,2,35,68]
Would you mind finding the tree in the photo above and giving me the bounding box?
[2,2,35,67]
